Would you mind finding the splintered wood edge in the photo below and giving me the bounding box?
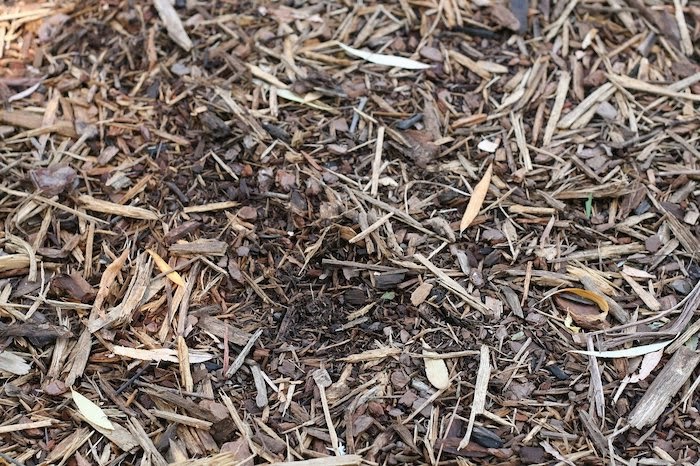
[628,346,700,429]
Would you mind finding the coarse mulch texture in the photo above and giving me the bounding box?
[1,0,700,464]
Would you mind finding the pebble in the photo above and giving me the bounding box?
[419,46,443,62]
[170,62,190,76]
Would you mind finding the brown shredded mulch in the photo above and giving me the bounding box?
[1,0,700,464]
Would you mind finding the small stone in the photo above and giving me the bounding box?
[44,380,68,396]
[237,206,257,221]
[520,446,547,464]
[399,390,418,407]
[367,401,384,417]
[170,62,190,76]
[645,234,661,252]
[482,228,506,243]
[419,46,443,62]
[469,269,484,287]
[596,101,617,120]
[391,371,410,388]
[412,398,432,417]
[344,288,366,306]
[327,144,348,154]
[670,278,693,295]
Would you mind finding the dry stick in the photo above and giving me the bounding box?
[608,73,700,101]
[671,0,693,55]
[543,71,571,145]
[151,409,212,429]
[352,189,449,241]
[5,234,36,282]
[225,328,263,377]
[78,195,159,220]
[459,345,490,450]
[414,253,490,314]
[127,418,168,466]
[586,273,700,348]
[586,335,605,419]
[521,260,533,308]
[349,212,393,244]
[312,369,340,455]
[177,263,199,393]
[402,385,448,425]
[0,420,54,434]
[620,272,660,311]
[370,126,385,196]
[510,113,532,171]
[0,451,25,466]
[558,83,615,129]
[209,150,239,180]
[0,185,108,225]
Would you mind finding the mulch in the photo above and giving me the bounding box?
[1,0,700,464]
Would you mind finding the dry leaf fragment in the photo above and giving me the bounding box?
[423,347,450,390]
[628,350,663,383]
[276,89,337,113]
[146,249,185,287]
[0,352,31,375]
[572,340,673,358]
[72,389,114,430]
[460,164,493,232]
[337,42,431,70]
[552,288,609,311]
[551,288,609,330]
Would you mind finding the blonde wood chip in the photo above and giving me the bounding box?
[558,83,615,129]
[370,126,385,197]
[183,201,240,214]
[78,195,159,220]
[341,347,401,362]
[543,71,571,145]
[151,409,213,429]
[621,272,660,311]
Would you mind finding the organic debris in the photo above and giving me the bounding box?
[0,0,699,464]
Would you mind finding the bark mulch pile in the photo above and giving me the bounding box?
[1,0,700,464]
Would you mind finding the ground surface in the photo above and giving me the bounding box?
[1,0,700,465]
